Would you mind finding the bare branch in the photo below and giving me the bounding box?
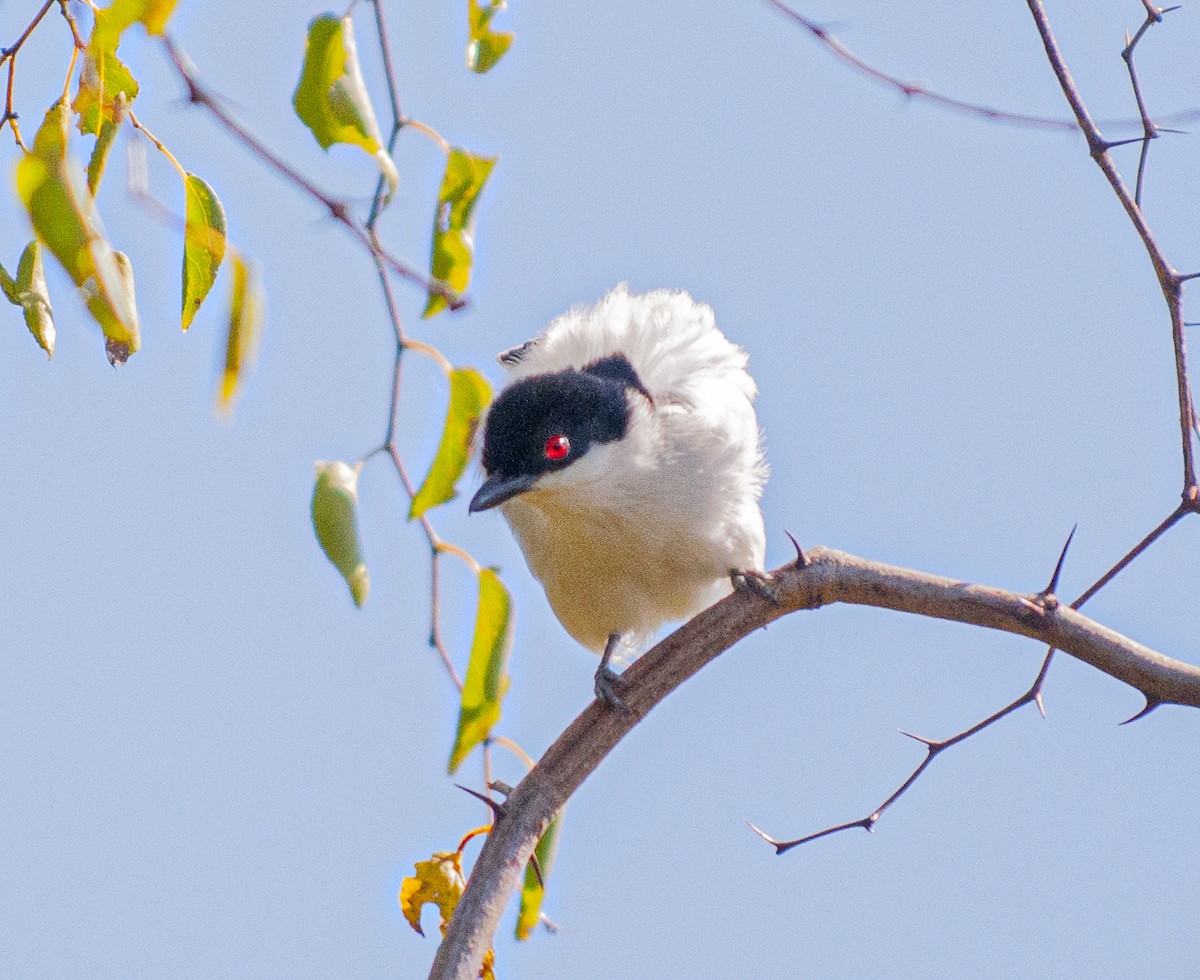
[428,547,1200,979]
[761,0,1200,133]
[1025,0,1197,494]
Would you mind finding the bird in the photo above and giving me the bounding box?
[469,285,769,708]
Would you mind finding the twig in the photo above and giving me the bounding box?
[157,32,467,311]
[760,0,1200,133]
[755,508,1185,851]
[1025,0,1197,495]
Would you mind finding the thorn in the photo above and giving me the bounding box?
[455,783,506,820]
[1119,697,1163,725]
[898,728,938,750]
[1044,524,1077,597]
[528,850,545,888]
[745,820,785,852]
[1033,689,1047,719]
[784,529,807,567]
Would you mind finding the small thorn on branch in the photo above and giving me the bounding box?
[455,783,507,821]
[1119,696,1163,725]
[784,529,807,567]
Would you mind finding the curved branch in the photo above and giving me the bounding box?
[429,546,1200,978]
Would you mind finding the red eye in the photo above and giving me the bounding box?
[544,434,570,461]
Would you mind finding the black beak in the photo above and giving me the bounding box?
[469,472,537,512]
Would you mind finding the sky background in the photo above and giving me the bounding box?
[2,1,1199,977]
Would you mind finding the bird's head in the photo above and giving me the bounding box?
[469,353,650,513]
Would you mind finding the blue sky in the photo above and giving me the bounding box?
[2,1,1199,977]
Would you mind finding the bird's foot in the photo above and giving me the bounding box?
[731,568,780,606]
[594,664,630,713]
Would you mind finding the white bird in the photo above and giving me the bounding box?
[469,285,769,707]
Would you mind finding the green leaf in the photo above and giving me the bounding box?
[5,242,57,358]
[217,254,262,412]
[86,111,124,197]
[73,42,139,135]
[181,173,227,330]
[448,569,512,773]
[516,810,562,941]
[409,367,491,519]
[467,0,513,74]
[293,14,398,198]
[422,148,496,318]
[16,100,140,362]
[311,461,370,607]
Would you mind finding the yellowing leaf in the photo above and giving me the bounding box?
[410,367,491,519]
[467,0,513,74]
[17,100,140,363]
[181,173,227,330]
[448,569,512,773]
[90,0,179,50]
[311,461,369,607]
[217,254,262,412]
[422,148,495,318]
[516,811,562,941]
[73,41,139,135]
[293,15,398,197]
[399,852,465,937]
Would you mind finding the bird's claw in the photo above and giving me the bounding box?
[594,664,630,712]
[731,568,780,606]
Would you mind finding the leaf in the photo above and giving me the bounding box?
[448,569,512,773]
[409,368,491,519]
[90,0,180,50]
[217,255,262,412]
[181,173,227,330]
[398,852,465,937]
[86,107,125,197]
[86,248,140,365]
[16,100,140,362]
[467,0,513,74]
[5,242,57,358]
[422,148,495,318]
[72,39,139,136]
[311,461,369,607]
[293,14,398,198]
[516,811,562,941]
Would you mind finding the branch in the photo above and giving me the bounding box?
[428,546,1200,979]
[157,32,467,312]
[761,0,1200,132]
[1025,0,1197,495]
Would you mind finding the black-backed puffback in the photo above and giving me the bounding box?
[470,285,768,703]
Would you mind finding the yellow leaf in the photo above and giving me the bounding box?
[398,852,465,937]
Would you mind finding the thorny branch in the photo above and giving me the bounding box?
[430,546,1200,980]
[753,0,1200,853]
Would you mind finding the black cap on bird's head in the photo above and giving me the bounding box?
[469,354,649,513]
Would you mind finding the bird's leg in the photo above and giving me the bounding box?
[594,632,629,712]
[730,568,780,605]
